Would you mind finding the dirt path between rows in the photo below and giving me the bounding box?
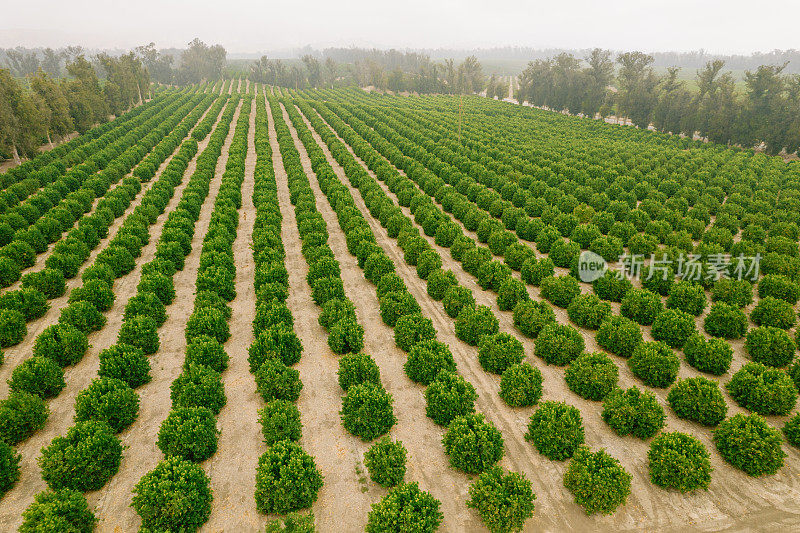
[267,101,375,532]
[89,100,244,532]
[203,97,264,532]
[0,99,221,389]
[0,101,236,532]
[301,106,800,532]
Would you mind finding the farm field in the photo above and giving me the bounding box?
[0,78,799,533]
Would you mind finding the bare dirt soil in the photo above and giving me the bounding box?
[202,95,264,532]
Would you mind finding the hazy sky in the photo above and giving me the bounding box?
[1,0,798,54]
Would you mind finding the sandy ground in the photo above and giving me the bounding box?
[202,96,264,532]
[266,100,378,532]
[0,100,234,531]
[297,104,800,532]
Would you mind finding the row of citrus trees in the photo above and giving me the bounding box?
[309,92,794,494]
[0,93,195,287]
[337,92,799,456]
[283,96,543,531]
[0,92,216,359]
[248,91,316,530]
[130,92,249,531]
[296,90,776,516]
[0,91,237,527]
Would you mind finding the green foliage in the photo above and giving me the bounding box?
[651,308,697,349]
[425,370,477,426]
[567,293,612,330]
[683,333,733,375]
[783,413,800,448]
[602,387,665,439]
[442,285,475,318]
[364,437,407,487]
[337,352,381,391]
[758,274,800,303]
[157,407,219,462]
[319,298,356,329]
[751,296,797,330]
[0,391,48,445]
[648,432,712,493]
[328,317,364,354]
[255,441,323,514]
[259,400,302,445]
[9,356,65,399]
[525,401,584,461]
[628,341,680,388]
[254,358,302,403]
[365,482,442,533]
[520,257,554,286]
[591,271,632,302]
[39,420,121,491]
[21,268,65,299]
[704,302,748,338]
[596,315,642,358]
[466,466,535,533]
[478,332,524,374]
[426,269,457,301]
[341,383,396,441]
[171,363,226,414]
[442,413,504,474]
[713,414,786,476]
[534,323,584,366]
[132,456,212,531]
[33,324,88,367]
[185,336,229,373]
[249,324,303,369]
[563,446,631,515]
[118,315,160,355]
[124,292,167,327]
[405,340,456,385]
[745,326,796,367]
[565,352,618,401]
[20,489,97,533]
[68,279,115,312]
[138,274,176,305]
[98,343,151,388]
[620,288,663,326]
[416,249,442,280]
[379,291,421,328]
[0,439,20,498]
[499,362,543,407]
[667,377,727,426]
[74,377,139,433]
[726,362,797,416]
[59,301,106,334]
[394,312,436,352]
[712,278,753,308]
[540,275,580,308]
[512,299,555,338]
[185,307,230,344]
[0,309,26,347]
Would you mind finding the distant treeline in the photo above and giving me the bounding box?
[0,38,229,162]
[515,50,800,155]
[418,47,800,74]
[1,54,148,161]
[249,51,487,95]
[0,38,227,85]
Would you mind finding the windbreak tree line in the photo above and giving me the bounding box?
[516,49,800,155]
